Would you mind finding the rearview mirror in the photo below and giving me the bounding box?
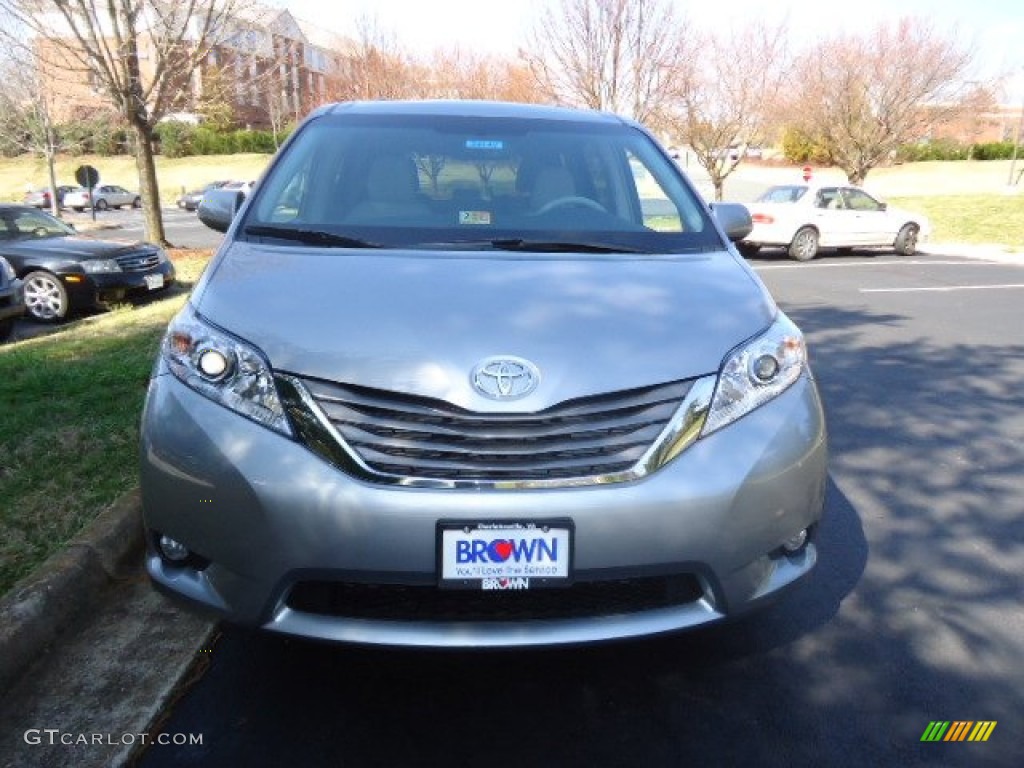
[197,189,246,233]
[709,202,753,242]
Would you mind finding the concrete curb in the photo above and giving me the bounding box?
[0,489,143,693]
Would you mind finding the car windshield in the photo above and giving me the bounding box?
[243,112,719,253]
[0,208,75,240]
[756,185,809,203]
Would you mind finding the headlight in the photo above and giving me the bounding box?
[0,256,15,282]
[81,259,122,274]
[162,304,292,436]
[702,312,807,436]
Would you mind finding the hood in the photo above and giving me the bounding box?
[196,244,775,411]
[2,235,156,261]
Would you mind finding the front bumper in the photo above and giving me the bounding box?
[140,364,828,647]
[63,260,176,309]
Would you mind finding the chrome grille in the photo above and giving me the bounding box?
[115,251,160,271]
[296,377,693,483]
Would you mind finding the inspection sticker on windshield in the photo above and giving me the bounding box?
[144,274,164,290]
[439,521,573,589]
[459,210,492,225]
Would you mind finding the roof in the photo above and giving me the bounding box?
[319,100,629,124]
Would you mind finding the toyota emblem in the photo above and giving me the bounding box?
[471,357,541,400]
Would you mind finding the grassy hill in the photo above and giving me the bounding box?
[1,153,272,207]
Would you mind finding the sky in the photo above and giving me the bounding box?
[280,0,1024,98]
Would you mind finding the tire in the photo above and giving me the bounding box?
[73,206,83,212]
[95,198,109,211]
[737,243,761,258]
[23,271,69,322]
[894,223,919,256]
[132,197,142,208]
[788,227,819,262]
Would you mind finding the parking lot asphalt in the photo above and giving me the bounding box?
[0,241,1019,768]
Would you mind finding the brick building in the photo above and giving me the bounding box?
[36,2,352,129]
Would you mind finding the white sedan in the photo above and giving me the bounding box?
[739,183,930,261]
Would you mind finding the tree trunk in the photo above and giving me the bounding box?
[713,178,725,201]
[45,146,60,219]
[130,121,168,246]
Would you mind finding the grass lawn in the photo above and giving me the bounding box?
[887,194,1024,247]
[0,250,211,596]
[0,153,272,208]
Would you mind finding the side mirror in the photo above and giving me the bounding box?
[197,188,246,233]
[709,202,753,242]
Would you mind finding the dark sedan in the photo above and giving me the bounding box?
[177,181,229,211]
[0,255,25,340]
[0,204,175,321]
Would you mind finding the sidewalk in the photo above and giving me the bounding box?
[0,493,215,768]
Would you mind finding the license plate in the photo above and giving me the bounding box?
[438,520,573,590]
[144,274,164,290]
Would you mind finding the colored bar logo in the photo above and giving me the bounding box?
[920,721,996,742]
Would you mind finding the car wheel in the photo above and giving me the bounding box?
[788,227,819,262]
[737,243,761,258]
[73,206,83,212]
[96,198,109,211]
[23,271,69,322]
[132,197,142,208]
[0,317,13,341]
[894,223,919,256]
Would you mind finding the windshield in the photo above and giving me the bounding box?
[0,208,75,241]
[242,112,720,253]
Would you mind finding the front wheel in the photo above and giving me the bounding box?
[894,223,919,256]
[23,271,70,322]
[788,227,819,262]
[95,198,109,211]
[132,197,142,208]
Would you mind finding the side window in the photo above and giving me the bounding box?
[815,188,842,210]
[844,189,882,211]
[625,149,681,232]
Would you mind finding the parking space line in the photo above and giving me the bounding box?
[860,284,1024,294]
[754,260,1014,270]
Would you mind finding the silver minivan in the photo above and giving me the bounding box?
[141,101,827,647]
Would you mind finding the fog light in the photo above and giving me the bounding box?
[158,534,191,562]
[782,528,808,553]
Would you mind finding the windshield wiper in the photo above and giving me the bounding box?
[244,225,381,248]
[487,239,647,254]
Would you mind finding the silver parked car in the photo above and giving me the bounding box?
[63,184,141,211]
[141,101,827,648]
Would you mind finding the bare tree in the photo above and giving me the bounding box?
[0,0,244,246]
[424,47,543,103]
[328,14,417,102]
[522,0,687,123]
[788,18,975,185]
[0,51,63,216]
[666,21,789,200]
